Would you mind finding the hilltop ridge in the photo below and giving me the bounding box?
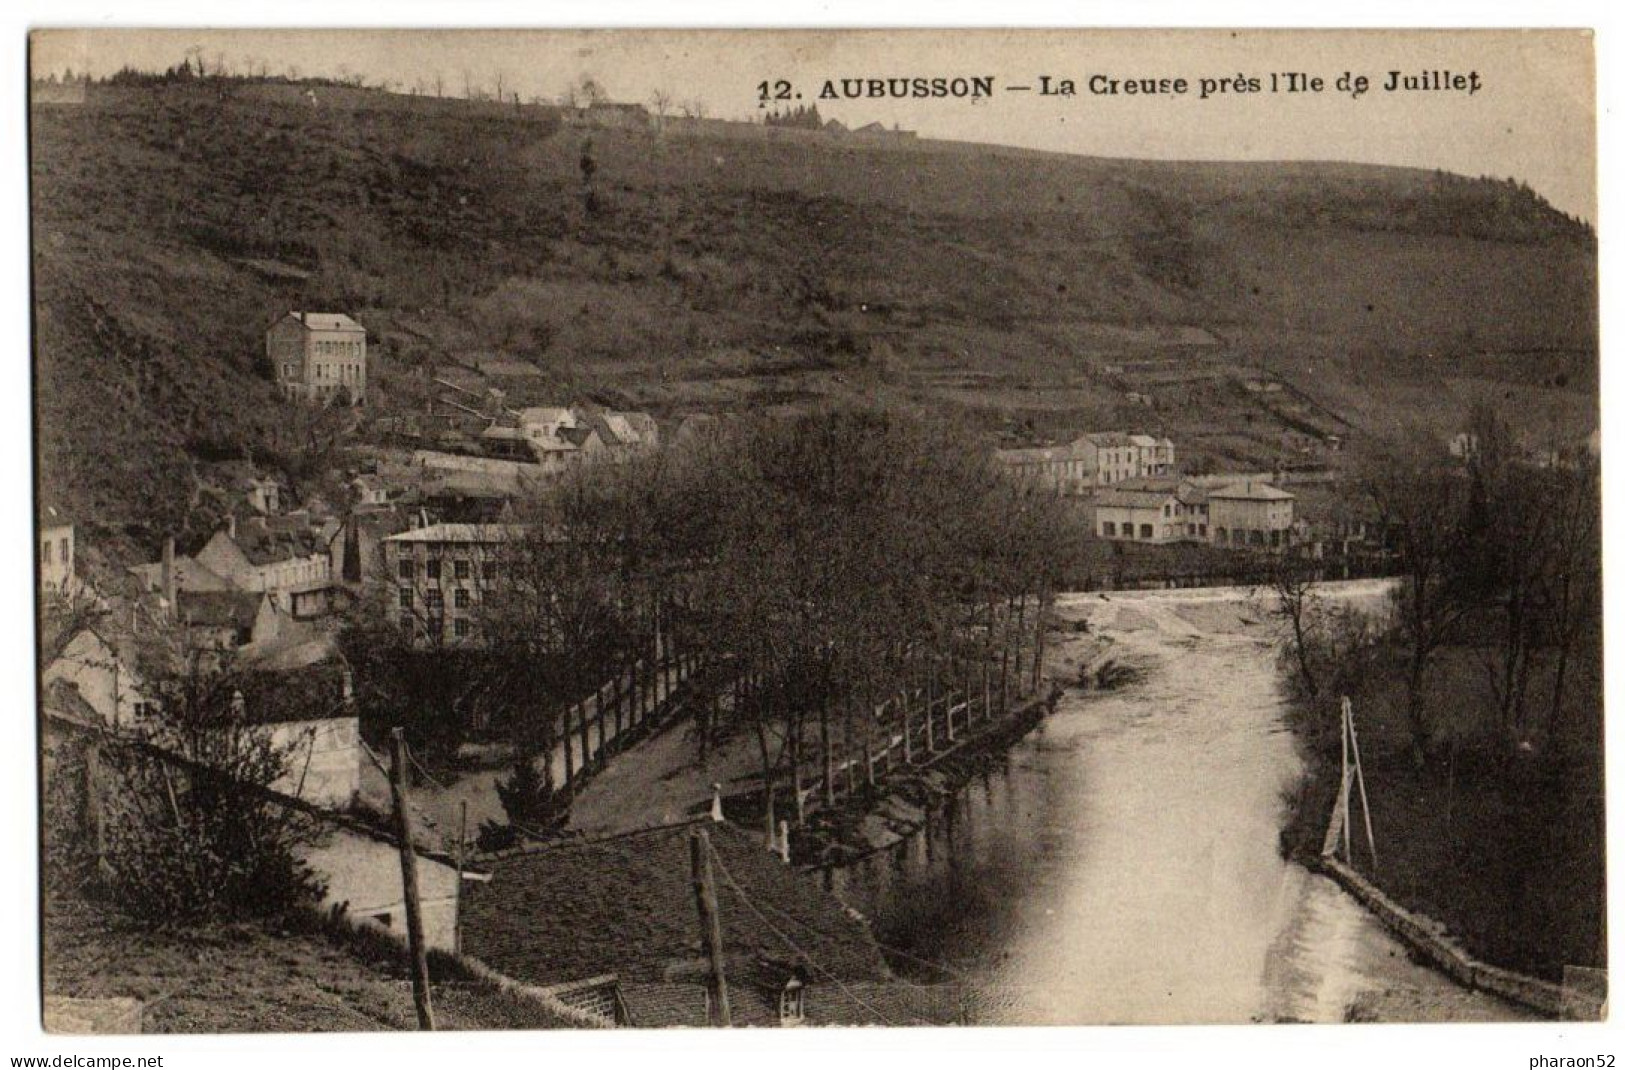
[30,79,1597,555]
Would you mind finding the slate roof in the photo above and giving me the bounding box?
[1077,431,1136,448]
[128,556,233,594]
[461,821,889,990]
[384,523,524,544]
[617,980,974,1028]
[40,503,73,530]
[176,590,266,630]
[287,311,365,333]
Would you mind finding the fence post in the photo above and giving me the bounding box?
[562,703,575,795]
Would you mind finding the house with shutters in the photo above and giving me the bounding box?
[267,311,369,406]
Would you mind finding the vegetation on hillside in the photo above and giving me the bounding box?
[31,77,1596,566]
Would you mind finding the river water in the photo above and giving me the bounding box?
[828,582,1523,1025]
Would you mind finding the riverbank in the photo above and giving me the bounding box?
[825,584,1522,1024]
[790,685,1064,867]
[1275,611,1605,1004]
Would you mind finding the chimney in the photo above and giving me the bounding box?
[226,514,237,540]
[161,537,177,618]
[340,668,354,705]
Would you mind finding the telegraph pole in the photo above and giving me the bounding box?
[689,827,732,1027]
[389,727,436,1031]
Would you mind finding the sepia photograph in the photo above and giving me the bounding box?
[22,21,1605,1046]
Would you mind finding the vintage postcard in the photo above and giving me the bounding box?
[28,28,1600,1035]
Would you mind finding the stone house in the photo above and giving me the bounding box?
[1208,481,1296,550]
[381,523,523,648]
[1094,477,1210,544]
[175,590,282,652]
[42,625,150,730]
[39,504,75,597]
[193,518,337,619]
[267,311,368,406]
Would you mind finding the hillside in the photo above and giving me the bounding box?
[30,80,1597,558]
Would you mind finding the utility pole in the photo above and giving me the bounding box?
[1344,697,1379,872]
[689,827,732,1027]
[389,727,436,1031]
[454,799,468,956]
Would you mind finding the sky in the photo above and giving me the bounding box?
[31,28,1597,221]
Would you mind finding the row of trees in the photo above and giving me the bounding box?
[348,406,1076,832]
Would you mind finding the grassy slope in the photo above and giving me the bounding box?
[30,81,1597,560]
[43,895,585,1032]
[1280,639,1605,981]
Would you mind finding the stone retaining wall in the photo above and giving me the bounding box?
[1313,825,1605,1020]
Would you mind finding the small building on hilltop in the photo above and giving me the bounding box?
[267,311,369,406]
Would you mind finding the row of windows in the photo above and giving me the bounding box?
[1099,521,1210,540]
[404,612,474,638]
[398,586,476,609]
[397,558,496,581]
[315,362,362,382]
[40,536,70,566]
[315,340,364,358]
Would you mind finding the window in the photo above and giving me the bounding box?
[482,560,499,581]
[454,588,471,609]
[41,540,51,565]
[425,589,444,610]
[453,618,471,638]
[1139,524,1153,539]
[426,559,441,581]
[454,559,471,580]
[398,587,413,609]
[1101,521,1116,537]
[398,559,414,580]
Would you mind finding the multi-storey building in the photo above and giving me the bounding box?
[267,311,368,406]
[381,524,522,647]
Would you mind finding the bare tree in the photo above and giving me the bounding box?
[1355,427,1473,763]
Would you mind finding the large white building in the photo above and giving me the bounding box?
[267,311,369,406]
[995,432,1177,494]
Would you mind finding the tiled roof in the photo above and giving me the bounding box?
[1096,487,1177,509]
[1209,481,1295,502]
[517,406,578,426]
[461,821,889,990]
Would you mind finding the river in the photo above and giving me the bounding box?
[828,582,1525,1024]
